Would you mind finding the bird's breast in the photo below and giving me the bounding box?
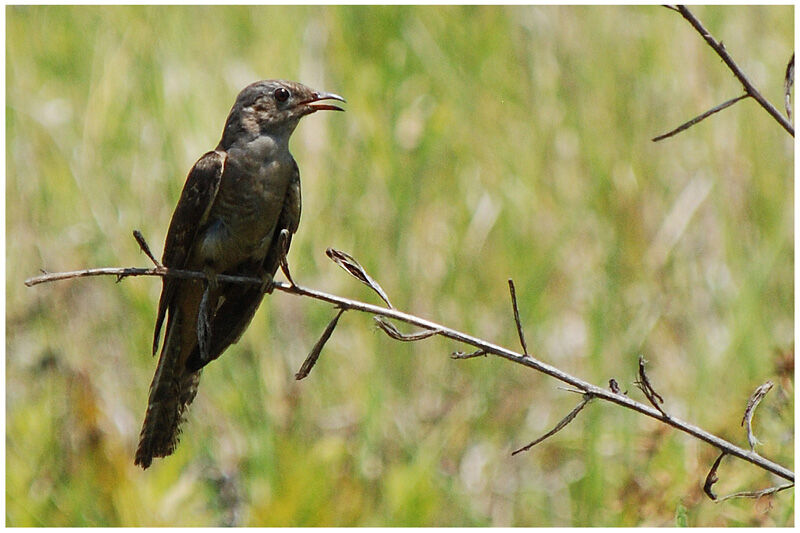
[196,154,293,272]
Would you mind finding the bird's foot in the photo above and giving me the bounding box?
[262,272,276,294]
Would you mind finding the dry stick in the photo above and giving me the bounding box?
[704,451,726,500]
[675,5,794,137]
[451,349,487,359]
[133,230,162,268]
[716,482,794,503]
[784,53,794,121]
[741,380,774,452]
[634,356,668,417]
[295,308,345,380]
[23,266,795,483]
[511,395,592,455]
[374,316,441,342]
[652,94,748,142]
[507,279,529,356]
[326,248,393,308]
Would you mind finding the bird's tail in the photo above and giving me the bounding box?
[135,312,201,469]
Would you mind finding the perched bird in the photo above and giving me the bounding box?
[135,80,345,469]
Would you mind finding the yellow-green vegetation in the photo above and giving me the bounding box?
[7,5,793,526]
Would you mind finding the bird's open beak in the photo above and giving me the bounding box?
[304,91,346,112]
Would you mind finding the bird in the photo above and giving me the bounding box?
[134,79,345,469]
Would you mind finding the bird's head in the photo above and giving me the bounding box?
[219,79,345,149]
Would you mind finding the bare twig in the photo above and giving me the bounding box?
[741,380,774,452]
[507,279,529,356]
[23,261,795,483]
[512,395,592,455]
[374,316,440,342]
[451,349,487,359]
[704,451,726,500]
[295,308,345,380]
[716,482,794,503]
[784,53,794,121]
[670,5,794,137]
[652,94,748,142]
[133,229,162,268]
[634,356,668,418]
[704,451,794,502]
[326,248,392,308]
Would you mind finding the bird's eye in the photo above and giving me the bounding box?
[274,87,290,103]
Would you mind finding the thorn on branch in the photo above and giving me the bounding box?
[512,394,592,455]
[133,229,162,268]
[704,451,726,500]
[295,308,345,380]
[652,94,749,142]
[507,279,529,356]
[374,316,440,342]
[326,248,393,308]
[634,355,668,418]
[741,380,774,452]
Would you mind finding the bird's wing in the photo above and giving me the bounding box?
[183,162,302,373]
[152,150,226,354]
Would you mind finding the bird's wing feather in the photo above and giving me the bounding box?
[183,162,302,372]
[152,150,226,354]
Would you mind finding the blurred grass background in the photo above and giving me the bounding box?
[6,5,793,526]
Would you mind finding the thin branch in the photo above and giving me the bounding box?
[512,395,592,455]
[133,230,162,268]
[374,316,440,342]
[716,483,794,503]
[326,248,392,308]
[24,262,794,483]
[673,5,794,137]
[652,94,748,142]
[507,279,529,356]
[784,53,794,121]
[295,308,345,380]
[634,356,668,418]
[451,349,487,359]
[704,451,726,500]
[25,266,261,288]
[704,451,794,502]
[741,380,774,452]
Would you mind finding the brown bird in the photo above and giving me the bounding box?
[135,80,344,469]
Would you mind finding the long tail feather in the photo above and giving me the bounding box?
[135,310,201,469]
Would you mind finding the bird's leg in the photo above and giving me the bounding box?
[197,266,219,362]
[262,270,276,295]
